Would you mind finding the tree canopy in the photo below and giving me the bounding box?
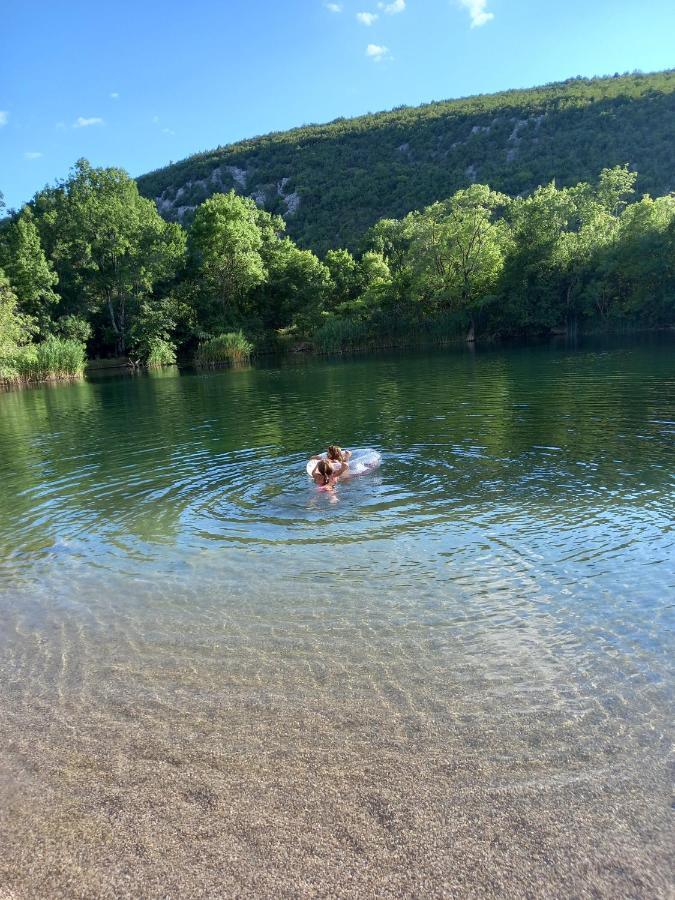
[1,159,673,379]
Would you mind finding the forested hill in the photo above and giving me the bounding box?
[137,70,675,254]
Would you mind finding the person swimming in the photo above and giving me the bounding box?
[310,445,352,477]
[327,445,351,468]
[310,458,336,491]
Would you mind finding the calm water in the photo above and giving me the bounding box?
[0,339,673,897]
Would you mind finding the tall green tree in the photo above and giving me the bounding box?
[0,206,59,333]
[550,167,637,328]
[500,182,578,332]
[358,251,390,291]
[408,185,512,336]
[44,160,186,355]
[363,218,412,277]
[189,191,267,328]
[0,269,33,358]
[263,240,332,330]
[588,194,675,322]
[325,249,360,307]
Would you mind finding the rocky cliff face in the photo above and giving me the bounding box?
[152,165,301,225]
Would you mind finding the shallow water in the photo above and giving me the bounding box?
[0,339,673,898]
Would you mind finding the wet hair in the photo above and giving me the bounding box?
[327,445,343,462]
[315,459,334,485]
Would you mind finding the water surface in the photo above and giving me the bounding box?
[0,339,673,897]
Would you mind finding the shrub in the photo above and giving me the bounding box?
[194,331,253,366]
[311,309,468,355]
[130,298,180,367]
[312,317,369,354]
[0,337,86,383]
[145,338,177,368]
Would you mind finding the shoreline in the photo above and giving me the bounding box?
[1,324,673,392]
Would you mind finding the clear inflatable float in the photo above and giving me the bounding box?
[306,448,382,478]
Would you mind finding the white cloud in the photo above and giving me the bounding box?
[152,115,160,124]
[0,111,8,127]
[357,11,378,24]
[162,127,175,136]
[325,2,342,11]
[378,0,405,13]
[24,151,43,159]
[459,0,494,27]
[74,116,104,128]
[366,43,391,61]
[110,91,120,100]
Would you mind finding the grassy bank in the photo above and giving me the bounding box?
[0,338,87,387]
[306,314,675,357]
[310,311,471,355]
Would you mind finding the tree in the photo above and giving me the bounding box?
[325,249,360,307]
[358,251,390,291]
[0,269,33,358]
[46,160,186,355]
[408,185,512,336]
[591,194,675,322]
[592,165,637,217]
[130,297,179,366]
[0,206,59,333]
[499,182,577,332]
[363,218,412,276]
[53,315,92,344]
[550,168,636,329]
[189,191,267,328]
[259,238,332,330]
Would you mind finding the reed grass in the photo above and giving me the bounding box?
[195,331,254,367]
[312,312,466,355]
[312,318,370,354]
[0,337,87,384]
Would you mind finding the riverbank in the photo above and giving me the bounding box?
[1,323,672,390]
[0,336,86,390]
[3,161,675,397]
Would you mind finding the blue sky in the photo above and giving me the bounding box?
[1,0,673,211]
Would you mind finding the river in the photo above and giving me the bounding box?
[0,338,672,897]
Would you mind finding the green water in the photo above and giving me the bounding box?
[0,339,673,897]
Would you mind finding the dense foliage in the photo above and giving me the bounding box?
[1,152,673,381]
[136,70,675,254]
[0,269,85,383]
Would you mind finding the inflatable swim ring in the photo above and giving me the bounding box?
[306,448,381,478]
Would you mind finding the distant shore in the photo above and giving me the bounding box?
[1,324,673,391]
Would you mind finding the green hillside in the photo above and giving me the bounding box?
[137,70,675,254]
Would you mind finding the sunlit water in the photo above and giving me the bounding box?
[0,339,673,897]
